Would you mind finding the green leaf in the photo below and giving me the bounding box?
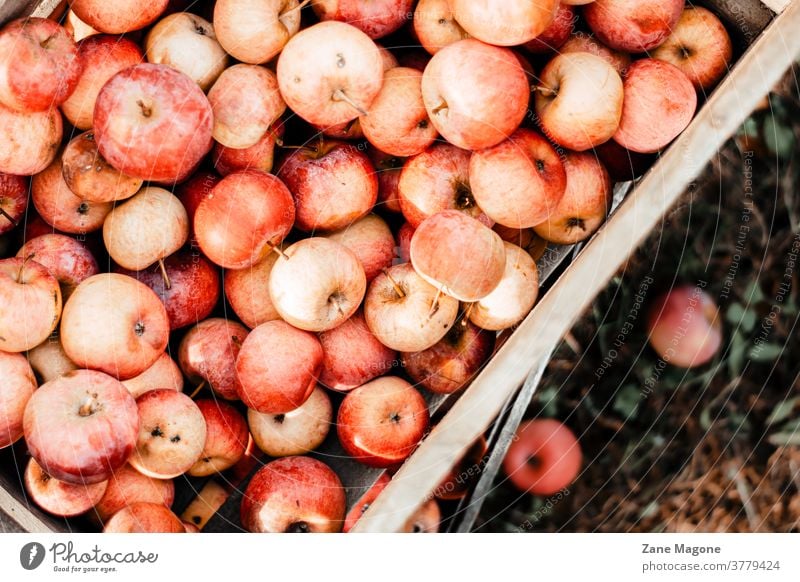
[767,397,800,426]
[700,406,712,431]
[613,384,641,418]
[536,386,559,417]
[763,117,795,159]
[748,343,784,362]
[743,280,765,305]
[739,117,759,139]
[726,302,757,332]
[727,331,748,377]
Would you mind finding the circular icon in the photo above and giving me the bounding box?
[19,542,46,570]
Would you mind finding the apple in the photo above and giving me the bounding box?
[398,143,491,228]
[115,249,220,331]
[448,0,558,46]
[64,9,99,42]
[277,140,378,233]
[248,385,332,457]
[470,128,567,229]
[584,0,684,53]
[94,63,213,183]
[503,418,582,495]
[146,12,228,91]
[318,310,398,391]
[413,0,469,55]
[595,138,656,183]
[31,154,111,235]
[411,210,506,302]
[212,120,284,177]
[121,351,184,399]
[224,253,281,330]
[421,39,529,150]
[235,320,323,414]
[613,59,697,154]
[178,318,248,400]
[368,147,404,214]
[208,64,285,149]
[405,499,441,532]
[524,3,575,53]
[534,52,624,152]
[24,458,108,517]
[61,274,169,379]
[61,131,143,204]
[183,522,200,533]
[344,474,441,532]
[277,21,384,127]
[560,32,631,75]
[0,18,81,113]
[241,456,346,533]
[360,67,438,157]
[312,0,414,39]
[364,263,458,352]
[325,214,396,282]
[213,0,303,65]
[69,0,170,34]
[397,222,414,263]
[533,152,612,245]
[175,170,219,248]
[468,242,539,331]
[23,370,138,484]
[269,238,366,332]
[343,473,390,533]
[61,35,143,130]
[0,351,37,448]
[337,376,429,468]
[194,170,295,270]
[129,389,207,479]
[92,463,175,523]
[0,173,28,235]
[0,103,62,176]
[494,225,548,261]
[646,285,722,368]
[16,234,99,300]
[377,44,399,70]
[188,399,249,477]
[435,436,488,500]
[403,319,495,394]
[651,6,733,92]
[26,333,78,384]
[0,257,61,353]
[103,502,185,533]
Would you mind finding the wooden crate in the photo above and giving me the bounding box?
[0,0,798,534]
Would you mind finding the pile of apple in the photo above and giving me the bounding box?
[0,0,733,533]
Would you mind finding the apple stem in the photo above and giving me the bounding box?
[332,88,368,117]
[462,304,474,326]
[383,269,405,299]
[533,85,558,98]
[189,381,206,399]
[428,288,442,319]
[269,243,288,260]
[432,101,448,115]
[78,396,95,417]
[17,252,35,283]
[269,127,284,147]
[158,258,172,290]
[285,0,312,16]
[0,207,18,226]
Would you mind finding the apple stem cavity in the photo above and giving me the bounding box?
[136,99,153,118]
[286,521,311,533]
[0,207,18,226]
[332,88,367,117]
[158,258,172,290]
[77,394,98,417]
[383,269,406,299]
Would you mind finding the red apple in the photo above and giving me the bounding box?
[533,152,612,245]
[69,0,170,34]
[325,214,396,282]
[524,3,574,53]
[413,0,469,55]
[103,502,185,533]
[493,224,548,261]
[651,6,733,92]
[175,170,219,247]
[403,319,495,394]
[194,170,295,270]
[595,138,656,182]
[178,318,248,400]
[212,120,284,177]
[361,67,438,157]
[535,52,624,151]
[613,58,697,154]
[94,63,213,183]
[61,34,143,130]
[377,44,399,70]
[188,399,249,477]
[560,32,631,75]
[277,21,384,127]
[23,370,139,484]
[421,39,529,150]
[0,18,81,113]
[241,456,346,533]
[24,458,107,517]
[248,385,332,457]
[469,128,567,229]
[277,140,377,233]
[213,0,303,65]
[410,210,506,302]
[16,234,99,300]
[235,320,323,414]
[343,473,390,532]
[337,376,429,468]
[224,253,281,330]
[503,418,582,495]
[60,274,169,379]
[448,0,559,46]
[584,0,684,53]
[130,389,207,479]
[93,463,175,523]
[435,436,488,500]
[405,499,441,532]
[0,351,37,448]
[0,257,61,353]
[0,173,28,235]
[318,310,398,391]
[269,238,366,332]
[368,148,404,214]
[397,222,415,263]
[646,285,722,368]
[312,0,414,39]
[0,103,62,176]
[398,143,490,228]
[115,250,220,331]
[364,263,458,352]
[345,474,442,532]
[26,333,78,384]
[121,351,184,399]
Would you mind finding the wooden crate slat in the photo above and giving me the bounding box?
[760,0,793,13]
